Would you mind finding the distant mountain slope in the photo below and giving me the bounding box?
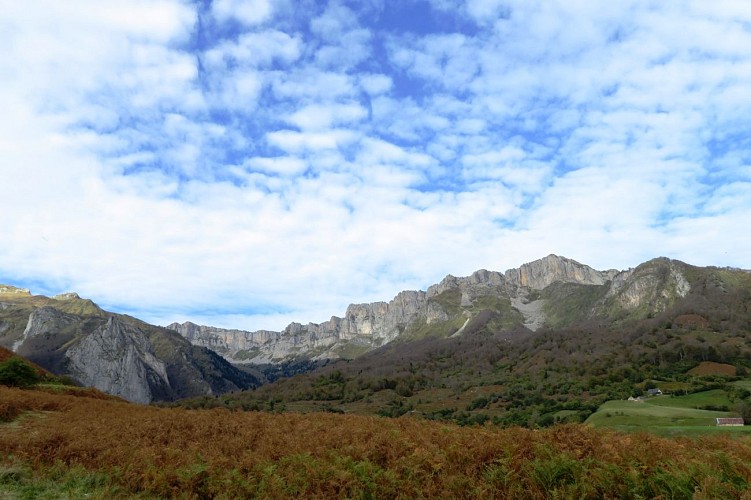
[0,288,259,403]
[180,258,751,426]
[3,255,748,408]
[168,255,705,364]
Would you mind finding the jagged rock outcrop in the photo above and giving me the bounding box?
[170,322,280,355]
[504,254,617,290]
[608,258,690,311]
[23,306,76,339]
[170,255,693,364]
[15,307,82,372]
[427,270,506,300]
[169,289,436,364]
[66,316,170,404]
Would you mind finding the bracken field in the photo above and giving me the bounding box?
[3,386,751,498]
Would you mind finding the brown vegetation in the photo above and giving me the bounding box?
[674,314,710,330]
[0,347,14,363]
[3,387,751,498]
[688,361,737,377]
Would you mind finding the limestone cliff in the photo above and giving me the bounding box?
[66,316,170,404]
[505,254,616,290]
[169,255,692,364]
[607,258,690,311]
[169,289,436,364]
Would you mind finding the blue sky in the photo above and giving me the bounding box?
[1,0,750,331]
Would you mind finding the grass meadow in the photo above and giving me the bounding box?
[587,390,751,438]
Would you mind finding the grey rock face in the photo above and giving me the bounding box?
[66,316,169,404]
[609,260,690,312]
[168,289,433,364]
[22,306,75,340]
[428,270,506,299]
[14,307,80,370]
[168,321,280,355]
[170,255,694,365]
[504,254,609,290]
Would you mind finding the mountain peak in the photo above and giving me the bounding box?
[0,285,31,296]
[505,255,607,290]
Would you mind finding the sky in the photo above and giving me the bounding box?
[1,0,750,331]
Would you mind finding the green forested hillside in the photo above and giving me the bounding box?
[174,263,751,428]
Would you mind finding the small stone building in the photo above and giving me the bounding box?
[716,418,744,427]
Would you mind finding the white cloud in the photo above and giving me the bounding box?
[245,157,308,176]
[314,29,372,69]
[389,33,479,91]
[466,0,509,24]
[271,71,355,100]
[462,148,552,194]
[286,103,367,130]
[204,30,301,69]
[225,71,264,110]
[359,73,393,95]
[1,0,750,333]
[309,1,359,40]
[266,129,358,153]
[212,0,272,26]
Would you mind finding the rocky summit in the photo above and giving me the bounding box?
[168,255,694,364]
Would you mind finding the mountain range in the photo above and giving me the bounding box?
[2,254,749,410]
[167,254,693,363]
[176,255,751,425]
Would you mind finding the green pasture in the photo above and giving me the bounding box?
[645,389,732,409]
[587,391,751,437]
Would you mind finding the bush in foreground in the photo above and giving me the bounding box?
[0,358,40,388]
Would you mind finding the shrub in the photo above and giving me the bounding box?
[0,358,40,388]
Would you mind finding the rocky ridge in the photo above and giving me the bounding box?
[0,289,258,403]
[168,255,692,364]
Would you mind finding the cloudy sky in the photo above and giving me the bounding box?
[2,0,750,331]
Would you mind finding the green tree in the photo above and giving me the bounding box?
[0,357,41,387]
[736,401,751,424]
